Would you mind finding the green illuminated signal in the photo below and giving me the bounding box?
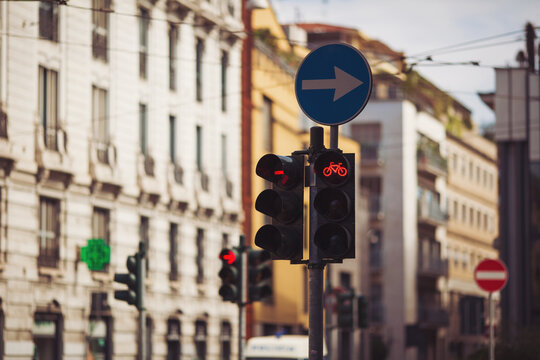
[81,239,111,271]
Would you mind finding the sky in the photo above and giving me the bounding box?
[272,0,540,127]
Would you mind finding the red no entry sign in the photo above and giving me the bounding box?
[474,259,508,292]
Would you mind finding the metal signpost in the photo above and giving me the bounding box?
[294,43,372,360]
[474,259,508,360]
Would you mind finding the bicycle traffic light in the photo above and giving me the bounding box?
[248,248,272,302]
[114,252,144,309]
[337,290,355,329]
[312,150,355,260]
[218,248,241,303]
[358,295,368,329]
[254,154,304,260]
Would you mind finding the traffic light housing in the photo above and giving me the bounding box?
[337,290,355,329]
[254,154,304,261]
[358,295,368,329]
[312,150,355,260]
[218,248,241,303]
[114,253,144,309]
[248,248,272,302]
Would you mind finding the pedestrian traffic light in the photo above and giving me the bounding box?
[254,154,304,261]
[358,295,368,329]
[247,248,272,302]
[312,150,355,259]
[114,253,144,309]
[218,248,241,303]
[337,290,355,329]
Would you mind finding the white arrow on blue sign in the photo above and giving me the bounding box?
[295,43,373,126]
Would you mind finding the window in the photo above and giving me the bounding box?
[453,200,458,220]
[139,103,147,156]
[139,8,149,78]
[262,96,273,152]
[38,66,59,151]
[140,216,149,275]
[484,213,488,231]
[33,312,63,360]
[469,161,473,180]
[220,322,231,360]
[196,228,204,283]
[452,153,457,171]
[169,115,176,163]
[476,166,480,183]
[92,86,109,163]
[194,320,207,360]
[461,156,466,176]
[196,125,202,172]
[39,1,58,41]
[461,204,466,223]
[38,197,60,268]
[360,176,382,216]
[476,210,482,229]
[167,318,181,360]
[221,51,228,111]
[92,0,110,60]
[351,123,381,162]
[489,173,494,190]
[144,317,153,360]
[196,38,204,101]
[88,293,112,360]
[221,134,227,176]
[483,169,487,187]
[454,247,459,267]
[92,207,110,271]
[169,25,178,90]
[339,271,351,289]
[388,85,397,99]
[169,223,178,281]
[469,207,474,226]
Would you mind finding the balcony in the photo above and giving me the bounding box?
[418,241,447,278]
[417,147,447,178]
[418,303,449,328]
[89,139,121,195]
[417,199,447,225]
[35,123,72,187]
[360,143,383,165]
[194,170,214,215]
[167,162,192,208]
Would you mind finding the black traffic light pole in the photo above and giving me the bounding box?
[238,236,246,360]
[308,126,326,360]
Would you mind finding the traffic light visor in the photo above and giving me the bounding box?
[314,151,350,186]
[255,189,301,224]
[314,223,351,258]
[255,225,302,260]
[256,154,301,189]
[313,187,351,221]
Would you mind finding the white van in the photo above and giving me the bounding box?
[245,335,328,360]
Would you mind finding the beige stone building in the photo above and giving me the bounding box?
[445,131,498,359]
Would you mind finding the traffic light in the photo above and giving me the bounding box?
[358,295,368,329]
[114,253,144,309]
[337,290,355,329]
[248,248,273,302]
[254,154,304,261]
[218,248,241,303]
[312,150,355,260]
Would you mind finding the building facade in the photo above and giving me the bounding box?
[445,131,498,359]
[0,0,243,358]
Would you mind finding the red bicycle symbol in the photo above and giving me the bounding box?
[323,162,347,177]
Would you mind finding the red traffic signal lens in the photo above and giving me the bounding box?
[219,249,236,265]
[256,154,301,189]
[314,151,350,185]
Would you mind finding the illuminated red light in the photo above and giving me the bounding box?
[323,162,348,177]
[274,170,284,175]
[219,250,236,265]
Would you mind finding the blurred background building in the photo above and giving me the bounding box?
[0,0,243,358]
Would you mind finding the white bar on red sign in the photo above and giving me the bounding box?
[476,271,506,280]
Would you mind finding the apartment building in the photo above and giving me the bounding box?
[0,0,243,358]
[445,131,498,359]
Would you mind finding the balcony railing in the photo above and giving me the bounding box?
[0,110,7,138]
[418,303,449,328]
[417,148,447,176]
[144,155,154,177]
[200,171,209,192]
[225,177,233,198]
[418,256,448,278]
[417,199,447,224]
[38,237,60,268]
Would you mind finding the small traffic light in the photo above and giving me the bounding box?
[114,253,144,309]
[247,248,272,302]
[337,290,354,329]
[218,248,241,303]
[358,295,368,329]
[312,150,355,260]
[254,154,304,260]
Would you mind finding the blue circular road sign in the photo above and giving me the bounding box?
[295,43,372,126]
